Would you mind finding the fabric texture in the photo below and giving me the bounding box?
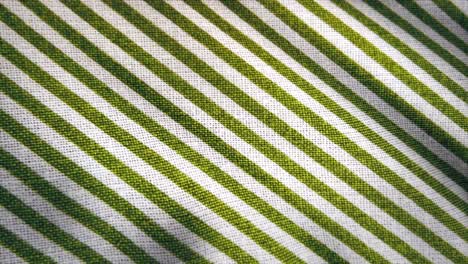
[0,0,467,263]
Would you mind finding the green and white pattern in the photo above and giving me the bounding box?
[0,0,467,263]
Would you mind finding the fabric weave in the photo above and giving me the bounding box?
[0,0,467,263]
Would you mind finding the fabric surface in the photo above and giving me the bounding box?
[0,0,467,263]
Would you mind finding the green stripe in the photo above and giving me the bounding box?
[0,41,257,263]
[332,0,467,103]
[66,0,427,261]
[0,79,207,263]
[139,0,465,260]
[299,0,467,135]
[16,0,427,262]
[184,0,468,217]
[366,0,468,77]
[220,0,468,194]
[127,0,467,249]
[14,0,464,262]
[0,0,465,263]
[0,21,301,262]
[0,186,109,263]
[11,1,390,263]
[0,5,350,263]
[0,225,54,264]
[283,0,468,224]
[239,3,468,257]
[69,0,464,261]
[0,148,157,263]
[396,0,468,55]
[48,0,441,261]
[432,0,468,32]
[257,0,467,171]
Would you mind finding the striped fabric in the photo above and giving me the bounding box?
[0,0,467,263]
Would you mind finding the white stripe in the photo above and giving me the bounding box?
[47,1,451,262]
[238,0,467,176]
[276,0,467,146]
[3,10,285,261]
[3,7,311,260]
[168,0,468,229]
[155,0,468,242]
[415,0,468,44]
[1,0,466,262]
[71,0,453,259]
[1,1,392,262]
[0,133,179,263]
[0,245,25,264]
[132,0,462,258]
[450,0,468,16]
[382,0,468,63]
[0,168,132,264]
[0,206,80,263]
[0,60,273,263]
[150,0,468,252]
[316,0,467,116]
[11,0,460,260]
[0,89,233,264]
[201,0,468,207]
[345,0,468,93]
[61,71,308,261]
[5,6,376,262]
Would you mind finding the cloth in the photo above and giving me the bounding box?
[0,0,467,263]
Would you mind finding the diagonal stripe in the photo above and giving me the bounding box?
[0,245,26,264]
[11,0,424,262]
[40,0,466,261]
[0,31,306,263]
[432,0,468,31]
[0,147,170,263]
[310,0,467,120]
[0,224,54,263]
[0,0,466,263]
[0,52,260,263]
[0,77,210,263]
[395,0,468,54]
[0,186,110,263]
[220,0,468,178]
[109,0,467,247]
[344,0,468,101]
[281,0,468,140]
[170,0,468,239]
[40,1,424,262]
[250,0,467,174]
[183,0,468,218]
[0,205,82,263]
[7,1,396,262]
[324,0,467,105]
[375,0,468,69]
[0,5,356,262]
[417,0,468,44]
[37,0,468,262]
[224,0,468,177]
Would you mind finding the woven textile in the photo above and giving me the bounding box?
[0,0,467,263]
